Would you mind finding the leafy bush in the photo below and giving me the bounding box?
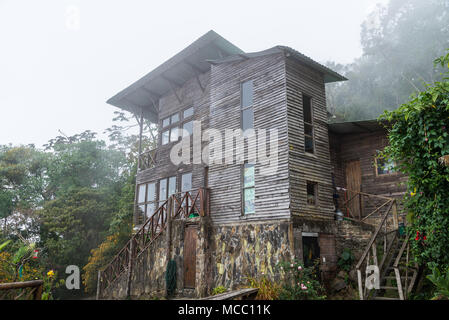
[211,286,227,295]
[337,248,354,272]
[277,260,326,300]
[381,51,449,270]
[426,264,449,300]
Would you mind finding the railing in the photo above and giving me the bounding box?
[97,188,209,298]
[393,238,419,300]
[0,280,44,300]
[138,149,157,171]
[355,199,397,300]
[336,187,398,226]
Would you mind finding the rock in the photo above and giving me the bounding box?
[349,269,357,282]
[331,279,347,292]
[337,270,347,279]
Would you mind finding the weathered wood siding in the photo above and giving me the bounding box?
[208,52,290,224]
[286,57,334,221]
[135,71,210,222]
[329,130,408,198]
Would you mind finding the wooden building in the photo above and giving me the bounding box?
[99,31,407,299]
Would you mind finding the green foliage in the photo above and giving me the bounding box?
[165,260,177,297]
[211,286,227,295]
[276,260,326,300]
[326,0,449,121]
[337,248,355,272]
[246,274,281,300]
[427,264,449,299]
[381,51,449,270]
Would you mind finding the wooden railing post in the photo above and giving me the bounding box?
[33,283,43,300]
[96,270,102,300]
[126,239,134,298]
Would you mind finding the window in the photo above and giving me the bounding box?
[306,181,317,206]
[170,127,179,142]
[136,182,156,222]
[243,163,255,214]
[303,95,314,154]
[162,130,170,145]
[183,107,194,119]
[159,176,177,207]
[159,178,167,206]
[182,121,193,137]
[376,155,396,175]
[171,113,179,124]
[162,117,170,128]
[181,172,192,192]
[241,80,254,131]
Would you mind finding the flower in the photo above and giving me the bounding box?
[290,263,294,268]
[297,266,302,271]
[301,283,308,290]
[410,187,417,197]
[47,270,55,278]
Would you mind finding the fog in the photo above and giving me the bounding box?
[0,0,388,147]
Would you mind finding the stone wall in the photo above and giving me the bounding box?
[335,220,375,262]
[211,220,294,290]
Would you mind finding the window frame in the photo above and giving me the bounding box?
[242,163,256,215]
[306,180,318,207]
[374,155,397,176]
[241,80,254,132]
[302,94,315,154]
[136,181,157,222]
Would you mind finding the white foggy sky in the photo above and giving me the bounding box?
[0,0,388,148]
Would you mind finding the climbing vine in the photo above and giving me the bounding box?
[380,50,449,270]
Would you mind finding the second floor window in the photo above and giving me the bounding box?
[306,181,317,206]
[375,155,396,175]
[137,182,156,221]
[241,80,254,131]
[303,95,314,154]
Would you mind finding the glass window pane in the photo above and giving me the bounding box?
[171,113,179,124]
[303,95,312,123]
[244,164,255,188]
[162,117,170,127]
[147,183,155,202]
[168,176,177,196]
[304,123,313,136]
[242,108,254,131]
[244,188,255,214]
[170,127,179,142]
[305,136,314,153]
[183,107,194,118]
[162,130,169,145]
[146,203,155,218]
[159,179,167,201]
[242,80,253,108]
[377,157,395,175]
[137,184,146,203]
[138,205,145,219]
[182,121,193,137]
[181,173,192,192]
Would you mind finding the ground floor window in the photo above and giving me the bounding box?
[136,182,156,222]
[302,233,320,268]
[243,163,255,214]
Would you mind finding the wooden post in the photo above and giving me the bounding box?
[126,240,134,298]
[166,197,173,261]
[33,283,43,300]
[392,200,398,229]
[96,270,102,300]
[357,269,364,300]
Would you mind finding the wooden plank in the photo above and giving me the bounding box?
[201,288,259,300]
[184,226,197,288]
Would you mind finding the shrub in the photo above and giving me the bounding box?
[426,264,449,300]
[211,286,227,295]
[277,260,326,300]
[246,274,281,300]
[337,248,354,272]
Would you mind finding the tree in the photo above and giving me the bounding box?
[326,0,449,121]
[381,51,449,270]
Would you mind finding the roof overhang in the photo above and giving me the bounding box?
[107,30,244,123]
[328,120,389,135]
[208,46,347,83]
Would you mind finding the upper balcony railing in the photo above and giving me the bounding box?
[138,149,157,171]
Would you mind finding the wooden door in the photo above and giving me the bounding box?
[345,160,362,219]
[184,226,197,288]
